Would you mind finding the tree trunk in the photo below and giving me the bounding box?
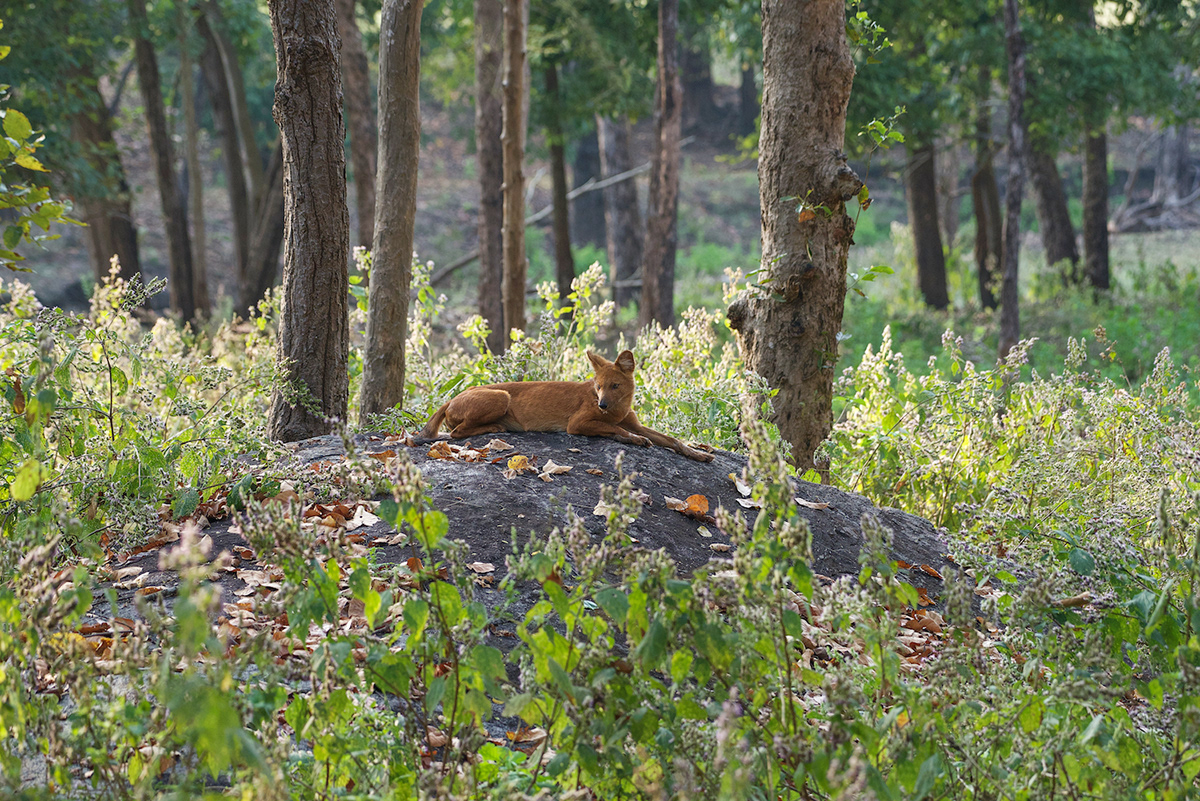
[335,0,378,251]
[680,28,718,131]
[1153,125,1189,203]
[474,0,504,354]
[570,124,606,249]
[1028,142,1080,281]
[198,13,250,286]
[971,84,1002,311]
[240,140,286,313]
[266,0,350,441]
[1082,123,1110,290]
[641,0,681,330]
[68,80,142,286]
[128,0,196,322]
[598,114,643,309]
[360,0,421,421]
[204,2,265,203]
[999,0,1027,362]
[500,0,528,346]
[906,141,949,309]
[738,62,757,137]
[937,139,960,247]
[726,0,861,474]
[177,0,210,315]
[544,63,575,303]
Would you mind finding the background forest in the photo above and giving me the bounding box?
[0,0,1199,798]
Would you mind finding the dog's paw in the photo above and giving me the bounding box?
[634,435,652,447]
[687,449,714,462]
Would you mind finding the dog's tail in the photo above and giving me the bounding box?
[412,400,451,444]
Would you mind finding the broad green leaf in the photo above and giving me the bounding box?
[11,457,43,500]
[3,109,31,141]
[1068,547,1094,576]
[14,153,46,172]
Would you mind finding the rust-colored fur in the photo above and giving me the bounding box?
[415,350,713,462]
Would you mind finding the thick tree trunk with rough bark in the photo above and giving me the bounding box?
[474,0,504,353]
[241,141,285,313]
[726,0,861,474]
[971,91,1002,310]
[570,125,606,249]
[999,0,1027,362]
[1028,143,1080,281]
[199,13,249,286]
[598,115,643,310]
[641,0,681,330]
[128,0,196,321]
[266,0,350,441]
[545,64,574,302]
[336,0,378,251]
[68,80,141,286]
[906,142,949,309]
[1082,124,1110,290]
[360,0,421,421]
[177,0,210,315]
[501,0,528,346]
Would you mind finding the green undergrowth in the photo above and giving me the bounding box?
[1,262,1199,798]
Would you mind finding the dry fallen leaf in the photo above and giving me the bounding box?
[735,497,762,509]
[427,441,455,460]
[728,472,752,496]
[537,458,573,482]
[1052,591,1093,608]
[593,499,617,517]
[586,468,603,476]
[485,439,514,452]
[795,497,830,510]
[709,543,731,552]
[468,562,496,574]
[426,726,449,748]
[368,449,396,461]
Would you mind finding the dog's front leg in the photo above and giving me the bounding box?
[568,418,652,447]
[619,413,714,462]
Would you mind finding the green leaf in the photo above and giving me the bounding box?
[594,587,629,625]
[669,649,693,684]
[11,457,44,500]
[3,109,32,141]
[1067,547,1095,576]
[1019,697,1043,733]
[14,153,46,172]
[634,617,667,669]
[172,487,200,518]
[3,225,20,249]
[913,755,942,800]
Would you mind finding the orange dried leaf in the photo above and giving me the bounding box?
[685,494,709,514]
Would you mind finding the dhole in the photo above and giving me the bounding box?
[415,350,714,462]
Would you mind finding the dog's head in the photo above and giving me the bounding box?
[587,350,636,417]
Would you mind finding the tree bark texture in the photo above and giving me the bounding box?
[360,0,422,421]
[738,63,758,137]
[266,0,350,441]
[971,92,1002,310]
[726,0,861,473]
[598,114,643,309]
[641,0,681,330]
[906,141,949,309]
[240,140,286,314]
[501,0,528,346]
[128,0,196,321]
[570,125,606,249]
[68,80,142,286]
[1028,143,1079,281]
[474,0,504,354]
[680,28,718,131]
[199,13,250,287]
[178,0,210,315]
[544,64,575,303]
[335,0,378,251]
[1082,124,1110,290]
[999,0,1027,362]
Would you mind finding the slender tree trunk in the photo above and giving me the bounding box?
[204,2,265,203]
[738,62,758,136]
[680,26,718,131]
[500,0,528,346]
[570,124,606,249]
[641,0,681,330]
[128,0,196,321]
[726,0,861,474]
[937,139,960,246]
[598,114,643,309]
[198,12,250,287]
[906,141,949,309]
[474,0,504,353]
[360,0,421,421]
[241,140,286,313]
[335,0,378,251]
[999,0,1027,362]
[1028,142,1080,281]
[544,63,574,302]
[971,83,1002,310]
[1082,123,1110,290]
[177,0,210,315]
[1153,125,1189,203]
[68,79,142,286]
[266,0,350,441]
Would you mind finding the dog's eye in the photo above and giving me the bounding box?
[611,383,618,389]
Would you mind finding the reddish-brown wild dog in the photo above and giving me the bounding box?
[415,350,714,462]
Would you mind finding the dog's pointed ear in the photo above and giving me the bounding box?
[615,350,636,374]
[587,351,608,373]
